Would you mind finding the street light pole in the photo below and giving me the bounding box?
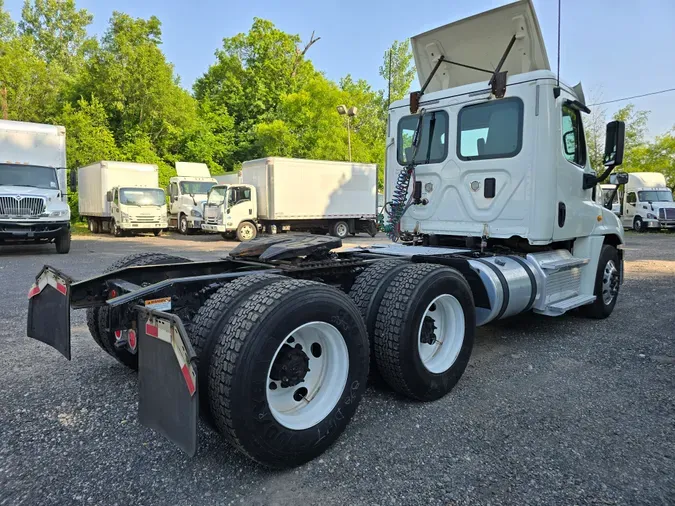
[337,105,358,162]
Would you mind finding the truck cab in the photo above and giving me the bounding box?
[168,162,217,234]
[619,172,675,231]
[106,186,167,236]
[0,120,71,253]
[202,184,258,241]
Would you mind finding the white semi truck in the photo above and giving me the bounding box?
[77,161,168,236]
[0,119,71,253]
[27,0,628,469]
[168,162,217,234]
[202,157,379,241]
[618,172,674,231]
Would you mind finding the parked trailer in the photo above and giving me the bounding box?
[0,120,71,253]
[202,157,378,241]
[78,161,168,236]
[26,0,627,469]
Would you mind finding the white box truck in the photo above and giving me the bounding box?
[28,0,631,469]
[77,161,168,236]
[168,162,217,234]
[618,172,675,231]
[202,157,378,241]
[0,119,71,253]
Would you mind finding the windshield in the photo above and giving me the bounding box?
[207,186,227,205]
[638,190,673,202]
[180,181,216,195]
[119,188,165,206]
[0,163,59,190]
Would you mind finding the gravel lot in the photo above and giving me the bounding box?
[1,231,673,506]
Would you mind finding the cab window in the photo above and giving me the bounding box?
[397,111,448,165]
[457,98,523,160]
[228,187,251,206]
[626,192,637,205]
[562,105,587,166]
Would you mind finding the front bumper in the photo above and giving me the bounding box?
[202,223,229,233]
[119,222,167,230]
[0,220,70,241]
[187,217,203,229]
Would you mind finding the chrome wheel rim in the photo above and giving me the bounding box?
[266,322,349,430]
[417,294,465,374]
[602,259,619,305]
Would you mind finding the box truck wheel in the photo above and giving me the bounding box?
[373,263,475,401]
[349,260,408,379]
[153,229,162,236]
[190,274,285,426]
[55,231,71,254]
[111,219,123,237]
[330,221,349,239]
[88,219,100,234]
[86,253,191,369]
[208,279,369,468]
[236,221,257,242]
[581,245,620,319]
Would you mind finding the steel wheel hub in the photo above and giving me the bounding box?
[417,294,465,374]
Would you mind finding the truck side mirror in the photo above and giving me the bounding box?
[69,170,77,192]
[603,121,625,167]
[614,172,629,185]
[106,191,113,203]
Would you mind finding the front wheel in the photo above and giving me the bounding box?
[111,220,122,237]
[581,244,620,319]
[236,221,257,242]
[55,231,71,254]
[633,216,645,232]
[179,215,189,234]
[153,229,162,236]
[208,279,369,468]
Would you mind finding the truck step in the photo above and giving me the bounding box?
[539,257,589,272]
[543,294,596,315]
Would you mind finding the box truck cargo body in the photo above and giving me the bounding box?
[77,161,167,236]
[0,119,71,253]
[202,157,378,241]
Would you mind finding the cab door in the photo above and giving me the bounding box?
[111,188,120,221]
[227,185,255,226]
[169,182,180,216]
[623,191,637,227]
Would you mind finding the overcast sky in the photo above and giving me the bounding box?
[4,0,674,137]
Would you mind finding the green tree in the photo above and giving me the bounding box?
[195,18,318,165]
[612,104,649,171]
[0,34,63,122]
[54,95,119,169]
[19,0,94,72]
[379,39,416,106]
[0,0,15,41]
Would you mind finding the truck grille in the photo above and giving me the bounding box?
[0,196,46,217]
[658,208,675,220]
[204,205,220,224]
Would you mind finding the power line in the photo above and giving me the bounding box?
[589,88,675,106]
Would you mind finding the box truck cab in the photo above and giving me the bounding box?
[203,183,258,241]
[620,172,674,231]
[168,162,217,234]
[0,120,71,253]
[77,161,167,236]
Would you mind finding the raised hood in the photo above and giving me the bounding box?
[411,0,549,93]
[175,162,211,178]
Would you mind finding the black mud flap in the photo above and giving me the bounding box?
[136,308,199,457]
[27,266,73,360]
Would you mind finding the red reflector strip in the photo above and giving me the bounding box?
[56,282,67,296]
[145,322,159,338]
[27,284,41,299]
[181,364,196,396]
[114,330,122,341]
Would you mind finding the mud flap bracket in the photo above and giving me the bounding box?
[136,308,199,457]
